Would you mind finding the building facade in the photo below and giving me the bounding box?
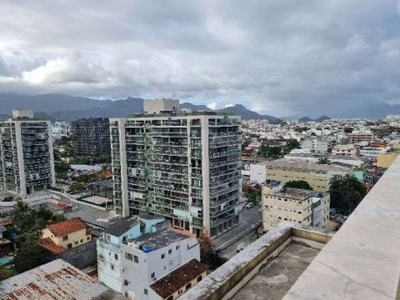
[0,111,55,195]
[263,159,353,192]
[331,144,358,156]
[40,217,92,251]
[262,184,330,231]
[110,111,242,236]
[347,130,374,143]
[97,217,203,300]
[70,118,110,156]
[301,138,330,153]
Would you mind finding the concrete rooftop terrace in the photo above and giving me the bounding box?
[232,243,319,300]
[283,155,400,299]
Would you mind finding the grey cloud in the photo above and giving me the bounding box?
[0,0,400,116]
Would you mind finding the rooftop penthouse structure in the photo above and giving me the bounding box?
[110,100,242,236]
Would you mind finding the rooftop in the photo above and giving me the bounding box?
[0,259,113,300]
[263,186,314,200]
[46,217,87,237]
[150,259,207,298]
[284,154,400,299]
[37,237,67,254]
[232,243,319,300]
[261,158,353,173]
[103,217,140,237]
[127,228,192,251]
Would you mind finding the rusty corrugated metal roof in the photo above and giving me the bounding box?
[0,259,110,300]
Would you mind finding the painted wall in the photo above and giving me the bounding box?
[42,227,91,249]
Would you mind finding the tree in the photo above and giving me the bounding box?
[0,266,16,281]
[318,157,330,164]
[284,180,313,191]
[286,139,300,151]
[329,174,367,214]
[197,228,214,264]
[13,234,47,273]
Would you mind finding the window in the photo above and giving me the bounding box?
[125,252,133,260]
[197,275,203,282]
[151,272,155,278]
[63,235,68,241]
[111,264,114,270]
[186,283,192,290]
[87,237,90,241]
[168,249,172,254]
[161,253,165,259]
[124,279,129,286]
[176,245,179,250]
[74,241,78,245]
[115,254,119,260]
[134,255,139,263]
[80,239,83,243]
[144,289,148,295]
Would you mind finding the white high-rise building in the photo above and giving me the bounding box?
[0,110,55,195]
[110,100,242,236]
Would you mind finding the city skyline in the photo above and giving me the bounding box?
[1,1,400,116]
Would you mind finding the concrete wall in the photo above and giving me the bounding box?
[43,240,97,270]
[250,164,266,183]
[262,186,312,231]
[284,155,400,300]
[377,152,398,168]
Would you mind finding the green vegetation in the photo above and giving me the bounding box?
[329,174,367,214]
[284,180,313,191]
[260,139,300,159]
[0,265,17,281]
[318,157,331,164]
[197,228,226,269]
[245,190,261,204]
[8,202,67,273]
[70,154,111,165]
[3,196,14,202]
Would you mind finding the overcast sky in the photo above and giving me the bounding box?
[1,1,400,116]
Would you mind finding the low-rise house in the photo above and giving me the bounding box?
[39,217,91,253]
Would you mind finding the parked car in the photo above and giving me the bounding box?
[245,202,254,209]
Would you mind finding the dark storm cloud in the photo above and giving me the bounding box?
[0,0,400,116]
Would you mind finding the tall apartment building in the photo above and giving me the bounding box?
[110,101,242,236]
[262,183,330,231]
[0,110,55,195]
[70,118,110,156]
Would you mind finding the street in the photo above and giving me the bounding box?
[213,205,262,250]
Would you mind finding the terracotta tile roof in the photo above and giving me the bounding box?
[47,217,88,237]
[150,259,207,298]
[0,219,13,226]
[37,237,67,254]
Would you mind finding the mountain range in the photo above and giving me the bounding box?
[0,93,283,123]
[0,93,397,122]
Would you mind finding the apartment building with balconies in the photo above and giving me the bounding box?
[70,117,110,156]
[110,100,242,236]
[0,110,55,195]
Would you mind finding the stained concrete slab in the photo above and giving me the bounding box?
[232,243,319,300]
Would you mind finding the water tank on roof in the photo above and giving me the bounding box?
[143,246,153,253]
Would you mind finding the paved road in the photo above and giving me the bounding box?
[219,231,259,260]
[213,205,262,249]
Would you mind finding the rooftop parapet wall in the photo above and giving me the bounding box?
[180,223,333,300]
[284,155,400,300]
